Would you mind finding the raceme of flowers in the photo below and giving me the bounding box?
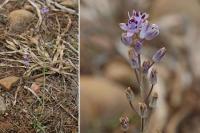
[120,10,159,43]
[119,10,166,133]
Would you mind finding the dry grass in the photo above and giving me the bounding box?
[0,0,78,132]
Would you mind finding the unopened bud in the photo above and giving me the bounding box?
[134,40,143,54]
[149,92,158,108]
[152,47,166,63]
[149,69,157,85]
[142,60,151,74]
[128,48,139,69]
[138,102,148,118]
[121,33,132,46]
[125,87,134,102]
[119,116,129,131]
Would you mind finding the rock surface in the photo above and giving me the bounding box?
[0,76,19,91]
[8,9,34,33]
[31,82,40,94]
[80,76,130,132]
[60,0,78,9]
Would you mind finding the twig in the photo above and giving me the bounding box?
[63,41,78,54]
[13,78,23,105]
[0,0,10,9]
[0,64,25,68]
[0,50,22,55]
[46,0,77,15]
[27,0,43,29]
[29,71,55,80]
[61,15,72,37]
[59,104,78,121]
[24,86,42,103]
[48,92,78,121]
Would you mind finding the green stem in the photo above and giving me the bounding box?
[141,117,144,133]
[129,101,139,116]
[138,54,144,98]
[134,69,140,86]
[145,84,154,102]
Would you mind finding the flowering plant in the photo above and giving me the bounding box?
[119,10,166,133]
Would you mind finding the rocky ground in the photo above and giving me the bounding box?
[80,0,200,133]
[0,0,78,132]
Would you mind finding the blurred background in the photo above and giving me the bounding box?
[80,0,200,132]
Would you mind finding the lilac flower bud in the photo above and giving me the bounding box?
[139,22,159,40]
[125,87,134,102]
[121,33,132,46]
[134,40,143,54]
[129,49,139,69]
[152,47,166,63]
[138,102,148,118]
[120,116,129,131]
[149,92,158,108]
[149,69,157,85]
[23,49,30,68]
[142,60,151,74]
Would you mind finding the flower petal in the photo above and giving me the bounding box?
[119,23,128,31]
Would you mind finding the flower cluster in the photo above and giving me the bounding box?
[119,10,166,133]
[120,10,159,46]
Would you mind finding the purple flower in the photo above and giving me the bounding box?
[121,33,132,46]
[139,22,159,40]
[152,47,166,63]
[149,69,157,85]
[119,22,137,37]
[41,7,49,14]
[120,10,149,37]
[131,10,149,27]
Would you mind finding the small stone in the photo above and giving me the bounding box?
[31,82,40,94]
[24,4,34,12]
[8,9,34,33]
[0,76,19,91]
[81,76,129,131]
[35,77,45,84]
[60,0,78,9]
